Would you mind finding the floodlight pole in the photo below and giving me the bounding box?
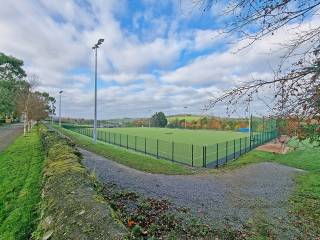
[59,90,63,126]
[92,39,104,143]
[184,106,188,129]
[93,46,98,143]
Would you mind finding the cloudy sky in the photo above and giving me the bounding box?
[0,0,317,119]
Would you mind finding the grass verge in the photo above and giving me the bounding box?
[33,128,127,239]
[0,127,44,240]
[224,140,320,238]
[53,126,194,175]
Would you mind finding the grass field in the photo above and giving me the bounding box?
[0,128,44,240]
[69,126,274,167]
[76,127,252,166]
[224,139,320,237]
[99,127,248,145]
[55,126,194,174]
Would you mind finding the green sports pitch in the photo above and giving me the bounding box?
[70,126,274,167]
[98,127,248,145]
[95,127,252,167]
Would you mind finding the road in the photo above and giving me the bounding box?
[0,124,23,152]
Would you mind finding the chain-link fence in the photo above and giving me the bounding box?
[62,124,278,168]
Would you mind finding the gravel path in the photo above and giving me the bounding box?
[0,124,23,152]
[80,148,301,229]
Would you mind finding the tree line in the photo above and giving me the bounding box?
[0,52,55,134]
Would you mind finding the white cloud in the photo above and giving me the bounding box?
[1,1,318,119]
[193,29,223,50]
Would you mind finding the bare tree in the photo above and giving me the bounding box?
[16,74,53,135]
[193,0,320,142]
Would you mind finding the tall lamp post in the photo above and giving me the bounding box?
[92,38,104,143]
[184,106,188,129]
[59,90,63,126]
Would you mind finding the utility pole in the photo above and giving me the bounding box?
[59,90,63,126]
[92,39,104,143]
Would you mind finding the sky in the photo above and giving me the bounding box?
[0,0,318,120]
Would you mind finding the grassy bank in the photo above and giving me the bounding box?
[34,128,126,239]
[0,127,44,240]
[53,126,194,175]
[224,140,320,238]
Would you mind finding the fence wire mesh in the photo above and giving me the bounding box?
[62,124,278,168]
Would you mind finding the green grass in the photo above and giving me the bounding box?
[224,140,320,237]
[33,128,126,239]
[0,128,44,240]
[99,127,248,145]
[95,127,249,166]
[54,126,194,175]
[66,125,274,166]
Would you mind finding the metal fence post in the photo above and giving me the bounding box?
[114,133,116,144]
[216,143,219,168]
[172,142,174,162]
[120,134,122,147]
[245,137,247,153]
[202,146,205,167]
[233,139,236,159]
[191,144,194,167]
[127,134,129,149]
[104,131,106,142]
[240,138,242,155]
[156,139,159,158]
[135,136,137,150]
[225,141,228,162]
[144,137,147,154]
[204,146,207,167]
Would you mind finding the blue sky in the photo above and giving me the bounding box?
[1,0,317,119]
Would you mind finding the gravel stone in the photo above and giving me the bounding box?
[80,148,301,229]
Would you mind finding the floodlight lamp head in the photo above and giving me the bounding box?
[98,39,104,44]
[59,90,63,94]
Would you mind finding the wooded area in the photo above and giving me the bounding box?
[0,53,55,134]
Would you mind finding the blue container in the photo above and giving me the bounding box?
[239,128,250,132]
